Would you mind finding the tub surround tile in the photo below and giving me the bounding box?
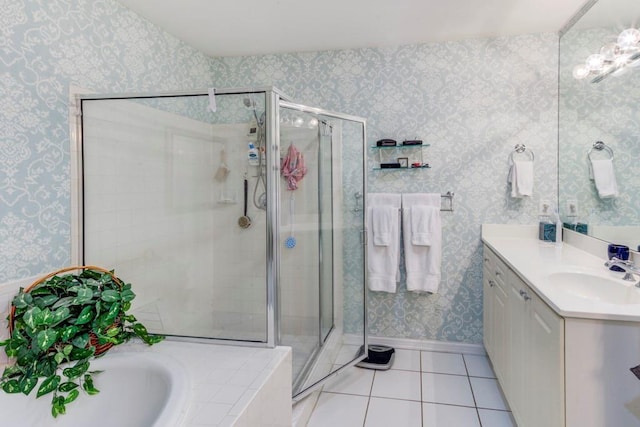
[211,385,248,405]
[108,341,291,426]
[190,402,234,425]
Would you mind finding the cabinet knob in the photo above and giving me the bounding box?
[484,258,490,262]
[495,271,502,277]
[519,289,531,301]
[489,280,495,287]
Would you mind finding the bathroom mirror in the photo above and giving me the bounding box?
[559,0,640,250]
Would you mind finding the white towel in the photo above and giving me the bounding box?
[402,193,441,293]
[371,206,396,246]
[410,205,438,246]
[508,160,533,198]
[367,193,401,293]
[590,158,618,198]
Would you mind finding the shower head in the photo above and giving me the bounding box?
[243,97,256,108]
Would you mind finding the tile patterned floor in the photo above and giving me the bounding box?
[307,348,516,427]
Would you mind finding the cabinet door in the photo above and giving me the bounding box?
[482,247,495,357]
[491,279,509,382]
[483,266,495,358]
[528,291,564,427]
[507,274,529,426]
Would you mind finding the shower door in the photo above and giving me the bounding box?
[277,100,368,399]
[80,90,271,344]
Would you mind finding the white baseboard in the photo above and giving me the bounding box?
[343,334,486,356]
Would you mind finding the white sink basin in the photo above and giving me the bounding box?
[547,272,640,305]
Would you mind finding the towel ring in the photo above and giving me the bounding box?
[587,141,614,160]
[509,144,534,163]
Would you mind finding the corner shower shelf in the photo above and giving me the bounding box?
[371,143,430,171]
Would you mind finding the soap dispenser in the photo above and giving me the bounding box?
[538,203,555,242]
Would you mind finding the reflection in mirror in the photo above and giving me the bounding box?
[559,0,640,250]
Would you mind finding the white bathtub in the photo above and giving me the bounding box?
[0,351,190,427]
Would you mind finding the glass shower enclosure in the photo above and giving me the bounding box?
[75,87,367,397]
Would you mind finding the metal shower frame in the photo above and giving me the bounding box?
[71,86,368,357]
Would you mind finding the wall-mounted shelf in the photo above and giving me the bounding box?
[370,144,431,150]
[371,143,430,170]
[372,165,431,171]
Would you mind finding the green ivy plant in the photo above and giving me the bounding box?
[0,268,164,417]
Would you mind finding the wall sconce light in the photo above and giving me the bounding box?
[573,28,640,83]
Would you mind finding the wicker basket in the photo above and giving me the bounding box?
[9,265,122,357]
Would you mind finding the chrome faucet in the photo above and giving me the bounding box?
[604,257,640,286]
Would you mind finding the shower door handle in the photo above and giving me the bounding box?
[361,229,367,246]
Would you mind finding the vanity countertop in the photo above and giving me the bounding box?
[482,225,640,322]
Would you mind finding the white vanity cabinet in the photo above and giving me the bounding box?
[483,245,565,427]
[483,249,509,382]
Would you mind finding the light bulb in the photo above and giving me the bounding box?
[307,118,318,128]
[617,28,640,50]
[600,43,620,60]
[293,116,304,127]
[614,53,630,67]
[586,54,605,71]
[573,64,590,79]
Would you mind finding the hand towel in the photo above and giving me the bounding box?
[590,158,618,198]
[367,193,401,293]
[371,206,396,246]
[402,193,441,293]
[410,205,438,246]
[508,160,534,198]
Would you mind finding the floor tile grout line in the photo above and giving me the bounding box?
[361,369,377,427]
[420,350,424,427]
[462,355,484,427]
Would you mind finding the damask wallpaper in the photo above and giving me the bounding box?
[212,34,559,343]
[1,0,214,281]
[3,0,559,345]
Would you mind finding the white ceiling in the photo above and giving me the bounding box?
[117,0,589,57]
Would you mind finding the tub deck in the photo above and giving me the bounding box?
[113,341,292,427]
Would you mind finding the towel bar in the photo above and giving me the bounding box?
[354,192,454,212]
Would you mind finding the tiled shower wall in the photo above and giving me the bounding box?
[212,34,560,344]
[3,0,559,345]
